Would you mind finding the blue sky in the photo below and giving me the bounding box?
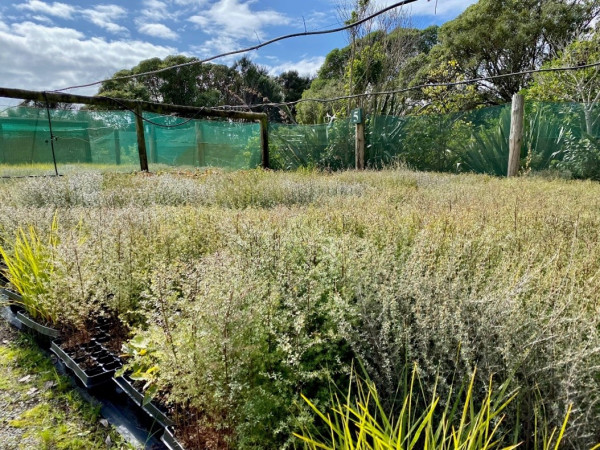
[0,0,477,97]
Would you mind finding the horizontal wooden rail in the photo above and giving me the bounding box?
[0,86,270,169]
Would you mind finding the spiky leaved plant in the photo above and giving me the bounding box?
[0,215,59,323]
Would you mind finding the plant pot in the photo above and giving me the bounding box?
[16,311,60,338]
[114,375,145,404]
[1,305,23,330]
[51,341,115,388]
[113,375,174,428]
[161,427,185,450]
[0,288,24,313]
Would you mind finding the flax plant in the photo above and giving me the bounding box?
[295,366,571,450]
[0,215,59,323]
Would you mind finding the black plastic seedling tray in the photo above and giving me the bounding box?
[113,375,174,428]
[161,426,185,450]
[16,311,60,338]
[51,341,117,389]
[0,287,22,303]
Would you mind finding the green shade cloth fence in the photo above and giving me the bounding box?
[1,102,600,178]
[0,106,261,176]
[270,102,600,178]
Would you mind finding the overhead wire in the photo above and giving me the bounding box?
[50,0,423,93]
[209,60,600,110]
[6,0,598,125]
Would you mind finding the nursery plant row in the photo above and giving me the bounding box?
[0,287,184,450]
[0,169,599,449]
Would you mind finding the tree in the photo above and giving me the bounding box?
[423,0,600,104]
[525,31,600,179]
[277,71,311,104]
[232,57,283,121]
[526,32,600,132]
[296,22,439,123]
[275,71,312,123]
[97,55,232,106]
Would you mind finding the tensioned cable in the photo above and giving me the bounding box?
[50,0,422,93]
[40,60,600,129]
[209,60,600,110]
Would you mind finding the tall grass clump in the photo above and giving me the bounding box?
[296,365,573,450]
[0,215,59,323]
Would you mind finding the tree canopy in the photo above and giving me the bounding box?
[96,0,600,123]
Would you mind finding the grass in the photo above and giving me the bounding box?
[0,325,133,449]
[0,166,599,448]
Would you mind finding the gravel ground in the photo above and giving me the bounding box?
[0,317,136,450]
[0,320,37,449]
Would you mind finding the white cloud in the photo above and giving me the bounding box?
[0,20,176,95]
[139,23,178,40]
[173,0,208,5]
[266,56,325,77]
[17,0,76,19]
[190,36,250,66]
[81,4,128,34]
[31,14,54,24]
[141,0,174,21]
[188,0,290,55]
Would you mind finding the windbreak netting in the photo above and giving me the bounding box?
[2,101,600,178]
[366,105,510,173]
[143,113,262,171]
[0,104,262,176]
[269,119,354,170]
[273,101,600,178]
[0,104,139,176]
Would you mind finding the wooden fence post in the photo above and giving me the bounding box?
[508,93,524,177]
[352,108,365,170]
[260,117,269,169]
[134,104,149,172]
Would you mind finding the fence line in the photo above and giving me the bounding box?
[0,87,269,171]
[1,93,599,180]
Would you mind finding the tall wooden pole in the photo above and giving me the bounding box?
[508,93,524,177]
[260,117,269,169]
[134,104,149,172]
[355,122,365,170]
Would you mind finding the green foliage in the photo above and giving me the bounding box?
[0,215,59,323]
[118,334,160,405]
[296,366,573,450]
[0,170,599,448]
[428,0,598,104]
[296,78,348,124]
